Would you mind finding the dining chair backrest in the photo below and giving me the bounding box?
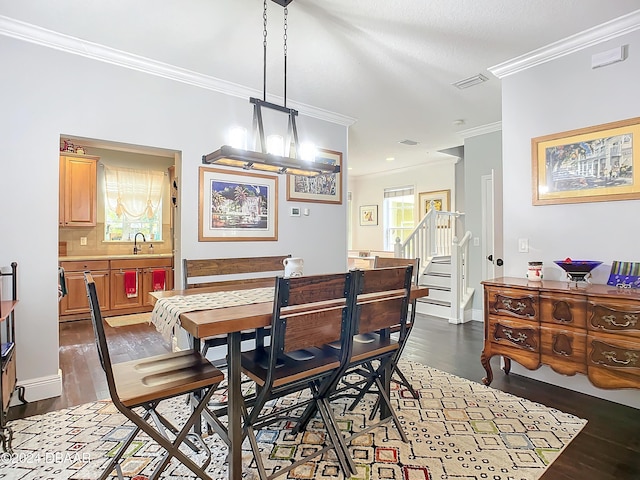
[183,255,291,289]
[274,272,355,354]
[353,266,413,337]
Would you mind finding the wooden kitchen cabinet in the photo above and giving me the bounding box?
[59,257,173,321]
[59,153,98,227]
[110,258,173,313]
[59,260,110,317]
[481,277,640,391]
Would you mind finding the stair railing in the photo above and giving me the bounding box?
[394,202,471,324]
[394,202,460,260]
[450,231,472,324]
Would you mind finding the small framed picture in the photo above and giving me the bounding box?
[359,205,378,226]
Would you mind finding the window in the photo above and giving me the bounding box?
[104,166,165,242]
[383,186,414,250]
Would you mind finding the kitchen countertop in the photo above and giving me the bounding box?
[60,253,174,261]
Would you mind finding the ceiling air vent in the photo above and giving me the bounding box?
[452,73,488,90]
[399,139,419,146]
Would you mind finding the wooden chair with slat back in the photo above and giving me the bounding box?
[84,272,226,480]
[299,266,414,450]
[240,271,359,479]
[182,255,291,360]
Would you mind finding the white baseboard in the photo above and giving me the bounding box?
[12,370,63,406]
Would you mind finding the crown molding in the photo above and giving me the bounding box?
[457,121,502,139]
[0,15,356,127]
[489,9,640,78]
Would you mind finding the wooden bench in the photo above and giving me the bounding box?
[182,255,291,359]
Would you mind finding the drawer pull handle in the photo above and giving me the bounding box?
[502,299,527,313]
[503,329,527,344]
[602,350,639,366]
[601,314,638,328]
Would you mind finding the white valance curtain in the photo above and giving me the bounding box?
[104,166,165,220]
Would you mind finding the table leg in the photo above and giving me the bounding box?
[227,331,242,480]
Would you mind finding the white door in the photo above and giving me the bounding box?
[481,169,504,280]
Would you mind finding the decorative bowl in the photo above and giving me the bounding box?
[554,260,602,282]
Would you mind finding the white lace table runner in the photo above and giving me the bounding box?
[151,287,275,340]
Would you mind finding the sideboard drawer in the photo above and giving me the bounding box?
[587,333,640,389]
[588,297,640,339]
[487,316,540,370]
[540,293,587,329]
[540,326,587,376]
[485,286,538,320]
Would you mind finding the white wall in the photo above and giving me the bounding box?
[463,131,503,315]
[0,36,348,401]
[501,30,640,408]
[348,161,457,251]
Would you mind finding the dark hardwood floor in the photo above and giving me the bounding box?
[9,315,640,479]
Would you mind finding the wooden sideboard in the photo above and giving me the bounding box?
[481,277,640,390]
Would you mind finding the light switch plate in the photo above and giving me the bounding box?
[80,237,88,246]
[518,238,528,253]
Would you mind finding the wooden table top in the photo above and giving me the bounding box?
[149,280,429,340]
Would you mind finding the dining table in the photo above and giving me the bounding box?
[149,277,429,480]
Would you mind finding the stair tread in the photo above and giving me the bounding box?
[420,284,451,291]
[417,297,451,307]
[423,272,451,277]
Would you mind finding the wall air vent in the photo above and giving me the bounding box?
[399,139,419,146]
[452,73,488,89]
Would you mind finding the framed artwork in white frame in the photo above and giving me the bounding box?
[359,205,378,226]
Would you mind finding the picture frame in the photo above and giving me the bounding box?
[418,189,451,215]
[198,167,278,242]
[532,117,640,205]
[359,205,378,226]
[286,148,342,204]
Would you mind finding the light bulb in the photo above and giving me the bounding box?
[228,127,247,149]
[267,135,284,156]
[299,142,317,161]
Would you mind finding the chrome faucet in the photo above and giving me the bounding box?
[133,232,146,255]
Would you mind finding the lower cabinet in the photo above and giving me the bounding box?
[59,261,110,317]
[59,257,173,321]
[109,259,173,312]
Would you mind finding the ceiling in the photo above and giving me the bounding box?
[1,1,638,176]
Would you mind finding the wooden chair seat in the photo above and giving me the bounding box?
[347,335,399,365]
[113,350,225,408]
[242,346,341,389]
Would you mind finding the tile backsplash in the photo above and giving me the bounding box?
[59,223,173,257]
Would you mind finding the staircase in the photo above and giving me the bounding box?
[394,204,474,323]
[416,256,453,319]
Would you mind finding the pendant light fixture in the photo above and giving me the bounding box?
[203,0,340,177]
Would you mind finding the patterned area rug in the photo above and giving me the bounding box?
[1,361,586,479]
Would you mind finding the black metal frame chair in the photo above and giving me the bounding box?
[240,272,358,479]
[327,266,414,443]
[84,272,226,480]
[370,256,421,399]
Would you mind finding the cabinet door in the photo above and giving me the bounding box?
[59,156,65,226]
[61,155,97,226]
[110,270,144,310]
[142,267,174,307]
[59,270,109,316]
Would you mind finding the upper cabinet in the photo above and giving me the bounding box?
[59,154,98,227]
